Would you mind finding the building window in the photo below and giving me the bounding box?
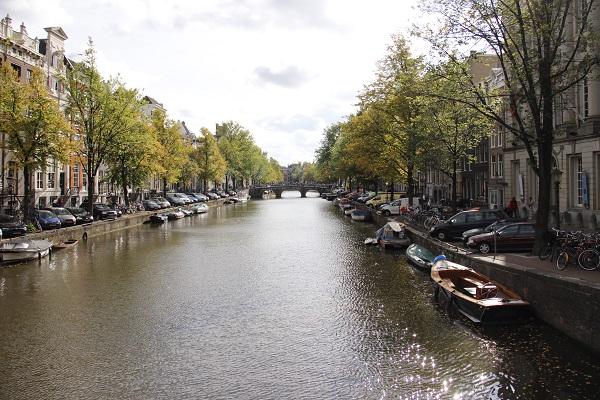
[583,77,589,119]
[38,197,46,208]
[571,155,583,207]
[498,154,503,178]
[73,164,79,188]
[47,164,55,189]
[26,69,32,81]
[36,171,44,189]
[491,155,497,177]
[11,64,21,79]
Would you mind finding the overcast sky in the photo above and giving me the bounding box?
[4,0,420,165]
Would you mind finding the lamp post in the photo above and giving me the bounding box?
[552,168,563,228]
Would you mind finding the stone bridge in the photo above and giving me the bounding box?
[249,184,336,199]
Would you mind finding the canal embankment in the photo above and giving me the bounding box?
[345,202,600,353]
[403,219,600,354]
[3,198,231,245]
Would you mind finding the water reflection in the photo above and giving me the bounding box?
[0,199,599,399]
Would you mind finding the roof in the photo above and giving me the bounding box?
[44,26,68,40]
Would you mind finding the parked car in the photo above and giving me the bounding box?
[32,209,61,230]
[151,197,171,209]
[356,192,376,203]
[215,190,229,198]
[0,214,27,238]
[461,220,521,244]
[82,203,118,220]
[66,207,94,224]
[429,208,510,241]
[379,197,422,216]
[191,193,209,202]
[365,192,397,209]
[205,192,219,200]
[466,222,536,254]
[226,190,237,196]
[175,193,193,204]
[45,207,77,227]
[143,199,161,211]
[165,193,185,206]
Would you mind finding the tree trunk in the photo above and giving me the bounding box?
[121,161,129,207]
[451,159,457,213]
[87,160,95,214]
[162,178,167,198]
[390,179,395,201]
[22,164,32,222]
[407,164,414,206]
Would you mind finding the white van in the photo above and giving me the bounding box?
[379,197,420,216]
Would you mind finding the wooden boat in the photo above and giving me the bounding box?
[53,239,79,250]
[431,255,530,323]
[376,221,411,249]
[0,239,52,263]
[405,243,435,270]
[351,209,372,221]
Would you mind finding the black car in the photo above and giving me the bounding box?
[0,214,27,238]
[82,203,118,220]
[66,207,94,224]
[429,208,509,241]
[461,219,523,244]
[143,199,161,211]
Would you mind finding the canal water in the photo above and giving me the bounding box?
[1,194,599,399]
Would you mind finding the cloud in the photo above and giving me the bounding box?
[254,65,310,88]
[265,114,320,131]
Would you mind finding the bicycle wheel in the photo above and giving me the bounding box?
[556,251,569,271]
[577,249,600,271]
[539,243,553,260]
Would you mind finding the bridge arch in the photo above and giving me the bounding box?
[249,184,336,199]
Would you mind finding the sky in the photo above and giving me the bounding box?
[3,0,421,165]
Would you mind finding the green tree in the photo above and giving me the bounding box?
[151,109,189,197]
[193,128,227,190]
[315,123,341,182]
[0,64,70,219]
[64,40,140,213]
[105,115,159,206]
[216,121,254,188]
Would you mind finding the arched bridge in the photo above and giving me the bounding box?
[249,184,336,199]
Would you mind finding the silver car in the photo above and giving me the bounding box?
[45,207,77,227]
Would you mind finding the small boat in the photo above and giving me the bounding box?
[166,210,185,220]
[53,239,79,250]
[351,209,372,221]
[405,243,435,270]
[0,239,52,264]
[325,193,337,201]
[339,203,353,213]
[343,207,355,216]
[431,255,530,324]
[364,237,378,245]
[191,203,209,214]
[376,221,411,249]
[149,214,168,224]
[181,208,193,217]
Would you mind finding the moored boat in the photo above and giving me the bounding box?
[53,239,79,250]
[351,209,372,221]
[166,210,185,220]
[191,203,209,214]
[376,221,411,249]
[405,243,435,270]
[149,214,168,224]
[343,207,355,216]
[431,255,530,324]
[0,239,52,264]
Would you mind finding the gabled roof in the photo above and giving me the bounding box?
[44,27,68,40]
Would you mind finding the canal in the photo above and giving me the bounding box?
[1,194,599,399]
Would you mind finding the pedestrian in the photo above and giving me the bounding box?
[527,196,536,220]
[507,197,518,218]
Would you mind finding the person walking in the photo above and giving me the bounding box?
[507,197,518,218]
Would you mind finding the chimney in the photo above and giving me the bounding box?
[20,22,27,35]
[5,14,11,28]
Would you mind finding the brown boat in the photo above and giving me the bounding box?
[431,256,530,323]
[53,239,79,250]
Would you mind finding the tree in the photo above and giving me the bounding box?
[64,40,140,213]
[419,0,600,251]
[421,61,492,210]
[315,123,341,182]
[151,109,189,197]
[216,121,254,188]
[193,128,227,191]
[105,116,159,206]
[0,64,70,219]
